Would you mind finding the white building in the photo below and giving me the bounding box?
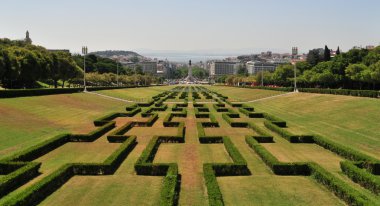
[246,61,277,75]
[210,61,239,77]
[139,61,157,74]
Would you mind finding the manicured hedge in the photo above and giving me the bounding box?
[341,161,380,195]
[93,112,121,126]
[238,85,380,98]
[263,113,286,127]
[222,113,248,128]
[0,162,41,198]
[126,104,138,111]
[2,164,75,206]
[247,122,271,137]
[0,86,144,98]
[201,136,249,205]
[245,135,377,205]
[213,104,228,112]
[298,88,380,98]
[3,136,137,206]
[239,85,293,92]
[245,136,310,175]
[137,99,155,107]
[264,120,314,143]
[108,122,134,137]
[134,126,183,206]
[160,165,180,206]
[69,121,116,142]
[203,164,224,206]
[309,163,375,206]
[3,133,71,162]
[313,134,378,162]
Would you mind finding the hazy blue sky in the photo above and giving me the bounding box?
[1,0,379,54]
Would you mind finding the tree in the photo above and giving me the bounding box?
[336,46,341,55]
[324,45,331,61]
[345,63,368,89]
[255,71,272,85]
[343,48,368,64]
[192,66,209,79]
[130,56,139,63]
[300,61,340,88]
[50,52,82,88]
[307,49,324,66]
[271,64,294,86]
[0,48,9,84]
[363,46,380,66]
[236,64,248,76]
[369,61,380,89]
[134,65,144,75]
[7,47,44,88]
[295,61,312,74]
[215,75,227,84]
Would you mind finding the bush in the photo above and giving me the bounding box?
[340,161,380,195]
[264,121,314,143]
[69,121,115,142]
[263,113,286,127]
[309,163,374,206]
[313,134,377,162]
[2,133,70,162]
[0,162,41,198]
[245,136,310,175]
[0,86,141,98]
[203,164,224,206]
[248,122,272,137]
[298,88,379,98]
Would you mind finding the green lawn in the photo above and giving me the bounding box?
[249,92,380,158]
[0,92,127,159]
[207,86,286,101]
[1,85,379,205]
[0,86,172,159]
[94,85,176,101]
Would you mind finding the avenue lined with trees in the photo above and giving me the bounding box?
[223,46,380,90]
[0,39,158,89]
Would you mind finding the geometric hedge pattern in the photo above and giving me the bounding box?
[0,86,379,206]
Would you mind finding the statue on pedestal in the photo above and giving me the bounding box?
[185,60,194,83]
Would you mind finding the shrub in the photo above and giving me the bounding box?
[309,162,374,206]
[340,161,380,195]
[203,164,224,206]
[264,121,314,143]
[313,134,377,162]
[0,162,41,198]
[69,121,115,142]
[2,133,70,162]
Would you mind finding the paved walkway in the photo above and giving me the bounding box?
[84,91,135,103]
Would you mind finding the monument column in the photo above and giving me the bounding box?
[186,60,194,82]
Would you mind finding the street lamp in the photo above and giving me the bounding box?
[261,63,264,87]
[82,46,88,91]
[116,61,119,86]
[293,61,298,92]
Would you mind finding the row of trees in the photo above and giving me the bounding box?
[223,46,380,90]
[0,38,155,89]
[169,66,209,79]
[0,39,82,88]
[83,72,163,86]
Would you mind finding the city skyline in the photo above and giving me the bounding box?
[1,0,379,55]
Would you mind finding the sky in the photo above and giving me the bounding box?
[1,0,379,56]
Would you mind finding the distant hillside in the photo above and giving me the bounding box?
[90,50,147,63]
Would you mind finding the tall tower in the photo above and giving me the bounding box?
[25,30,32,44]
[292,47,298,59]
[185,60,194,82]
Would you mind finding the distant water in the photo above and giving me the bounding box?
[139,52,238,63]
